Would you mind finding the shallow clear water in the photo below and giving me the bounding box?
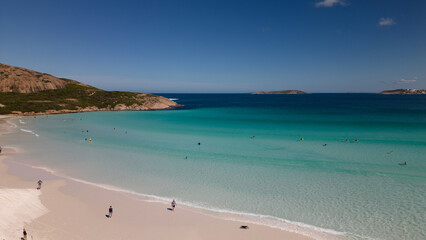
[8,94,426,239]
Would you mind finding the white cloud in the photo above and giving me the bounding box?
[315,0,347,7]
[378,17,396,26]
[393,77,418,84]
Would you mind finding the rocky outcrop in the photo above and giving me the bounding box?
[0,63,181,115]
[139,94,179,110]
[253,90,309,94]
[0,63,69,93]
[379,89,426,94]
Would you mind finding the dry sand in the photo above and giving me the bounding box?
[0,117,313,240]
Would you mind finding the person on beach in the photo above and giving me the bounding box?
[23,228,27,240]
[108,206,113,218]
[0,146,2,154]
[37,180,43,190]
[171,200,176,211]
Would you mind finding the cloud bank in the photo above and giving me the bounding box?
[378,17,396,26]
[393,77,418,84]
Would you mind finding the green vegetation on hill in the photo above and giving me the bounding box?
[0,81,154,114]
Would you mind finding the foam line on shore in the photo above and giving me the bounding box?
[13,161,351,240]
[19,128,39,137]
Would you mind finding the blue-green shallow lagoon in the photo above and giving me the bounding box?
[9,94,426,239]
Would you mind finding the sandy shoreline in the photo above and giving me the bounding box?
[0,116,315,240]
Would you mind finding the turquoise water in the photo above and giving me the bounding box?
[7,94,426,239]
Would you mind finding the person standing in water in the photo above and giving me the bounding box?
[108,206,113,218]
[171,200,176,211]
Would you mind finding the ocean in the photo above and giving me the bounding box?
[7,94,426,240]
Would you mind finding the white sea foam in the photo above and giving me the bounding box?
[0,188,48,240]
[19,119,26,124]
[20,128,39,137]
[19,163,348,240]
[169,98,179,101]
[5,120,18,129]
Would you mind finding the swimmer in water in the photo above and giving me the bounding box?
[388,151,393,154]
[323,144,327,146]
[299,138,304,141]
[198,142,201,145]
[344,139,349,142]
[354,139,359,142]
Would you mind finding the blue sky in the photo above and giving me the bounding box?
[1,0,425,93]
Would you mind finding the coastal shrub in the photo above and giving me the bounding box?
[0,83,148,114]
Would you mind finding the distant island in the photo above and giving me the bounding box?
[379,89,426,95]
[253,90,309,94]
[0,63,180,115]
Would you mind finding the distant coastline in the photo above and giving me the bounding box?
[379,89,426,95]
[253,90,309,94]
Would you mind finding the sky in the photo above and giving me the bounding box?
[0,0,425,93]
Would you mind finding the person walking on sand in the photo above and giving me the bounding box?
[37,180,43,190]
[171,200,176,211]
[23,228,27,240]
[108,206,113,218]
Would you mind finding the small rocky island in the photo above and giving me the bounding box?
[253,90,309,94]
[379,89,426,95]
[0,63,180,115]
